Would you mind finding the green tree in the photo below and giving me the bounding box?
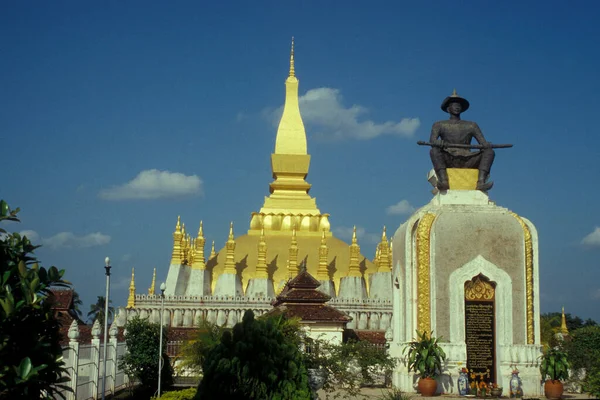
[69,290,83,319]
[119,316,173,397]
[181,319,226,374]
[0,200,71,399]
[195,311,311,400]
[87,295,114,325]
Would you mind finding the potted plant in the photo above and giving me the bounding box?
[490,383,503,397]
[404,330,447,396]
[539,347,570,399]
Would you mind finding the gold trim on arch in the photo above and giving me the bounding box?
[511,212,534,344]
[416,213,437,334]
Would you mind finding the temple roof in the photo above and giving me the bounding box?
[267,270,351,323]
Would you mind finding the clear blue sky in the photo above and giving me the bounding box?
[2,1,599,322]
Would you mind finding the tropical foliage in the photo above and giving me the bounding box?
[540,347,570,381]
[0,200,71,399]
[87,295,114,325]
[119,316,173,397]
[195,310,311,400]
[152,387,197,400]
[403,331,446,379]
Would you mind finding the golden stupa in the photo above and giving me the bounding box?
[206,38,377,294]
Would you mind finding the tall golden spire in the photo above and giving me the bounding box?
[288,228,299,278]
[289,36,295,77]
[377,226,391,273]
[317,230,329,280]
[188,237,195,265]
[126,268,135,309]
[171,216,183,264]
[560,306,569,335]
[192,221,206,270]
[209,240,216,260]
[148,267,156,295]
[224,222,237,274]
[348,226,362,277]
[256,228,268,279]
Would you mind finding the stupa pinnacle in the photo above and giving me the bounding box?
[251,38,330,236]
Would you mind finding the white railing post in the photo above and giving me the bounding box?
[66,320,80,400]
[91,319,102,400]
[109,322,119,394]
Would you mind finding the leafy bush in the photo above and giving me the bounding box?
[540,347,570,381]
[153,387,196,400]
[180,318,225,374]
[304,336,397,397]
[119,316,173,396]
[565,325,600,372]
[0,200,71,399]
[404,331,446,379]
[583,365,600,399]
[195,310,311,400]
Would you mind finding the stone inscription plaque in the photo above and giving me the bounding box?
[465,300,495,383]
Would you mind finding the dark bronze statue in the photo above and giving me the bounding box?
[418,90,512,191]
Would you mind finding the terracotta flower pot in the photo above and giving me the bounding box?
[418,377,438,396]
[544,380,564,399]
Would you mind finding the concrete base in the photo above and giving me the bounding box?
[213,273,244,297]
[338,276,368,299]
[317,280,336,297]
[368,272,392,301]
[245,278,275,298]
[186,269,211,296]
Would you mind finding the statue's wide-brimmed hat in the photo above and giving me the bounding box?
[441,89,470,112]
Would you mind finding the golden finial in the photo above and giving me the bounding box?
[561,306,569,335]
[378,226,391,273]
[348,226,361,277]
[180,223,187,264]
[389,238,394,271]
[209,240,216,260]
[256,227,268,278]
[452,88,457,96]
[317,230,329,280]
[289,36,295,77]
[171,216,183,265]
[224,222,236,274]
[192,221,206,270]
[148,267,156,295]
[126,267,135,309]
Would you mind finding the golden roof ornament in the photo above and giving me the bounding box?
[561,306,569,335]
[288,227,299,278]
[209,240,216,260]
[180,223,187,264]
[126,267,135,309]
[224,222,237,274]
[317,230,329,280]
[171,216,183,265]
[348,226,361,277]
[148,267,156,295]
[256,227,268,279]
[378,226,391,272]
[192,221,206,270]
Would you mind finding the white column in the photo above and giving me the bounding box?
[91,319,101,400]
[109,323,119,394]
[66,320,80,400]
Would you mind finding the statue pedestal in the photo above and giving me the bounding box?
[390,189,542,396]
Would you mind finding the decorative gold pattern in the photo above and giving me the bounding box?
[447,168,478,190]
[317,230,329,280]
[511,212,534,344]
[288,228,299,278]
[465,275,495,301]
[126,268,135,309]
[416,213,437,334]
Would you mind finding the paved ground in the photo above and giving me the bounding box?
[316,387,598,399]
